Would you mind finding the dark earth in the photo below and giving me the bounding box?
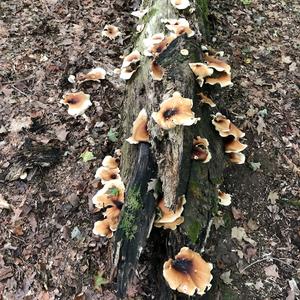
[0,0,299,299]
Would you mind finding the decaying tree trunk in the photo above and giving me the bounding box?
[110,0,227,298]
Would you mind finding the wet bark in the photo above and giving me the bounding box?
[110,0,230,298]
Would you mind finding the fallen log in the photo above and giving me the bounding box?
[111,0,227,298]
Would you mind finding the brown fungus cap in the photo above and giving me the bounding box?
[77,67,106,83]
[150,61,165,81]
[154,216,184,230]
[163,247,213,296]
[198,93,216,107]
[205,72,233,88]
[189,63,214,87]
[212,113,231,133]
[164,18,194,37]
[218,190,231,206]
[102,155,120,169]
[204,52,231,74]
[61,91,92,116]
[102,25,121,40]
[95,166,121,184]
[126,108,150,144]
[228,152,246,164]
[170,0,190,10]
[192,136,212,163]
[144,34,176,57]
[225,139,247,153]
[152,92,199,130]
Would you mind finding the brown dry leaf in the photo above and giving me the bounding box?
[54,124,69,141]
[256,116,266,135]
[247,218,259,231]
[267,191,279,205]
[38,291,50,300]
[244,246,257,262]
[264,264,279,279]
[232,207,243,220]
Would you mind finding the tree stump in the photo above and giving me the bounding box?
[110,0,227,298]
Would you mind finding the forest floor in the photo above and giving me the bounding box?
[0,0,299,299]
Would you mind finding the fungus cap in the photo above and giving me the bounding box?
[78,67,106,83]
[170,0,190,10]
[150,61,165,81]
[163,247,213,296]
[204,53,231,74]
[212,113,231,133]
[218,190,231,206]
[189,63,214,87]
[102,25,121,40]
[144,34,176,57]
[61,92,92,116]
[225,139,247,153]
[120,67,137,80]
[199,93,216,107]
[154,216,184,230]
[93,219,114,238]
[164,18,194,37]
[102,155,120,169]
[95,166,121,184]
[152,92,199,130]
[192,136,212,163]
[155,196,186,224]
[228,152,246,164]
[205,72,233,88]
[126,108,150,144]
[121,50,141,68]
[131,8,148,19]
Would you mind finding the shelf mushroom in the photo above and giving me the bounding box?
[163,247,213,296]
[61,91,92,116]
[77,67,106,83]
[95,166,121,184]
[192,136,212,163]
[218,190,232,206]
[152,91,199,130]
[102,155,120,169]
[170,0,190,10]
[227,152,246,164]
[189,63,214,87]
[126,108,150,144]
[120,50,141,80]
[163,18,194,37]
[102,25,121,40]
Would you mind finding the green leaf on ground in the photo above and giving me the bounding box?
[249,162,261,171]
[94,271,109,292]
[80,150,96,162]
[107,128,118,142]
[240,0,252,4]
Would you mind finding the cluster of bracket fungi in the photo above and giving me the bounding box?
[59,0,247,296]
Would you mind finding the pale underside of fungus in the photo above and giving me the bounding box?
[163,247,213,296]
[152,91,199,130]
[120,50,141,80]
[102,24,121,40]
[144,33,177,57]
[154,196,186,230]
[131,8,149,19]
[189,63,214,87]
[198,93,216,107]
[126,108,150,144]
[61,91,92,116]
[164,18,195,37]
[77,67,106,83]
[227,152,246,164]
[204,52,231,74]
[170,0,190,10]
[95,166,121,184]
[218,190,232,206]
[102,155,120,169]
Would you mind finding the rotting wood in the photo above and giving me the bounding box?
[111,0,231,298]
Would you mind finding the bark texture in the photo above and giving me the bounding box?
[111,0,227,298]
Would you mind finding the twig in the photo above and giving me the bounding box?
[11,86,30,98]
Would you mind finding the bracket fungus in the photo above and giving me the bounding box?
[120,50,141,80]
[102,25,121,40]
[198,93,216,107]
[126,108,150,144]
[224,139,247,153]
[170,0,190,10]
[95,166,121,184]
[192,136,212,163]
[61,91,92,116]
[218,190,232,206]
[154,196,186,230]
[144,33,176,57]
[228,152,246,164]
[204,52,231,75]
[163,247,213,296]
[77,67,106,83]
[131,8,148,19]
[102,155,120,169]
[152,91,199,130]
[163,18,194,37]
[150,61,165,81]
[189,63,214,87]
[205,72,233,88]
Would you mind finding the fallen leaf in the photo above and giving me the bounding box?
[220,270,233,285]
[249,162,261,171]
[0,194,10,209]
[286,278,300,300]
[247,218,259,231]
[232,207,243,220]
[54,124,69,141]
[256,116,266,135]
[9,116,32,133]
[231,226,257,246]
[254,280,264,290]
[268,191,279,205]
[212,216,225,230]
[264,264,279,279]
[80,150,96,162]
[107,128,118,142]
[94,271,109,292]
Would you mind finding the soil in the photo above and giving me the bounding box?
[0,0,299,299]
